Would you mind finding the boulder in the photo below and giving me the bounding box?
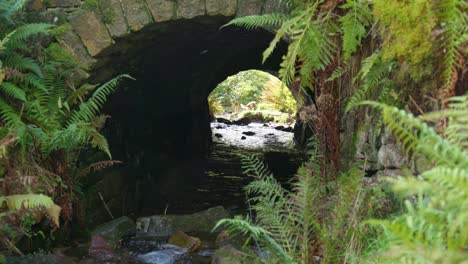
[242,131,255,136]
[168,231,201,252]
[136,206,230,236]
[92,216,136,243]
[138,244,187,264]
[88,235,120,262]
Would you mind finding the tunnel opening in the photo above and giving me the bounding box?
[85,16,303,220]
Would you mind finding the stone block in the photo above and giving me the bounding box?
[237,0,264,17]
[378,143,406,169]
[68,10,113,56]
[58,26,97,69]
[177,0,205,19]
[263,0,289,14]
[99,0,129,38]
[205,0,237,17]
[121,0,153,31]
[146,0,176,22]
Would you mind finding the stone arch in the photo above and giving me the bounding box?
[50,0,289,80]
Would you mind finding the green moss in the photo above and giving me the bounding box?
[373,0,436,64]
[81,0,99,11]
[45,43,77,68]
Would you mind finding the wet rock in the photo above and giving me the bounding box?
[282,127,293,132]
[216,118,232,125]
[211,246,244,264]
[88,235,120,262]
[68,9,112,56]
[274,125,285,131]
[215,133,223,138]
[168,231,201,252]
[92,216,136,243]
[138,244,188,263]
[242,131,255,136]
[241,136,246,140]
[136,206,230,236]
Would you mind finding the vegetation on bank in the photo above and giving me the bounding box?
[209,70,297,124]
[0,0,130,257]
[0,0,466,263]
[213,0,467,262]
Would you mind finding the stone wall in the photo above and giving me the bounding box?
[27,0,288,83]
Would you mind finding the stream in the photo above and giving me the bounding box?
[8,121,304,264]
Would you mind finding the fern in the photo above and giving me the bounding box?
[0,82,26,101]
[362,96,468,263]
[69,74,133,124]
[0,194,61,227]
[2,23,52,50]
[222,13,289,30]
[436,0,466,94]
[339,0,372,60]
[216,150,373,263]
[0,0,26,22]
[345,52,396,112]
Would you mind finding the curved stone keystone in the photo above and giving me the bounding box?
[121,0,153,32]
[98,0,129,38]
[177,0,205,19]
[206,0,237,17]
[146,0,177,22]
[237,0,265,17]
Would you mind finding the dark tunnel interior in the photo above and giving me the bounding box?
[84,16,290,219]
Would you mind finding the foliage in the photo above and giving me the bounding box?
[345,52,398,112]
[209,70,296,117]
[215,150,384,263]
[373,0,437,64]
[0,1,130,254]
[339,0,372,60]
[361,96,468,263]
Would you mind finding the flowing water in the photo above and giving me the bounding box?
[18,121,304,264]
[120,121,304,263]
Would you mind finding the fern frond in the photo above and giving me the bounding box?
[360,101,468,169]
[214,217,294,263]
[3,23,52,49]
[222,13,289,30]
[0,97,22,128]
[0,82,26,101]
[339,0,372,60]
[437,0,466,92]
[0,194,61,227]
[0,0,26,22]
[69,74,133,124]
[3,53,43,78]
[345,52,395,112]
